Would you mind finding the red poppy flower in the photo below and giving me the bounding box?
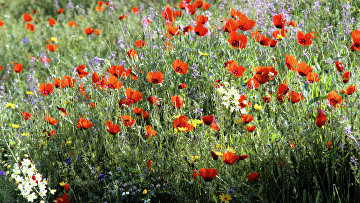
[39,83,54,96]
[248,171,259,181]
[210,150,218,160]
[328,91,342,108]
[146,125,157,138]
[341,84,356,95]
[75,65,89,78]
[194,22,208,36]
[21,112,32,120]
[196,15,208,24]
[68,21,78,27]
[247,77,260,89]
[237,14,255,31]
[182,25,193,35]
[84,27,94,35]
[173,115,193,132]
[127,49,138,60]
[351,29,360,51]
[58,8,64,14]
[335,61,344,72]
[148,96,160,105]
[213,79,224,88]
[223,151,239,165]
[107,75,123,89]
[270,39,277,47]
[126,88,142,104]
[342,71,350,83]
[187,4,196,15]
[48,18,56,26]
[285,54,298,71]
[171,95,184,109]
[96,6,105,12]
[264,94,272,103]
[296,62,312,77]
[131,6,139,14]
[64,184,70,192]
[239,154,249,160]
[26,23,35,32]
[210,123,219,131]
[77,118,94,130]
[80,83,88,98]
[47,116,58,125]
[135,40,145,48]
[273,15,286,28]
[272,28,287,40]
[202,115,214,125]
[316,109,327,127]
[238,95,249,109]
[306,72,320,83]
[202,2,211,10]
[173,59,189,74]
[162,6,176,23]
[121,115,136,127]
[14,63,24,73]
[56,193,69,203]
[60,76,76,89]
[23,13,33,22]
[194,0,203,8]
[288,21,296,27]
[106,121,121,135]
[119,14,127,20]
[297,31,312,46]
[42,129,56,139]
[193,169,199,181]
[119,99,130,109]
[286,90,304,104]
[276,80,289,96]
[147,71,164,84]
[199,168,218,182]
[256,35,271,47]
[57,107,68,116]
[228,31,247,49]
[46,44,58,52]
[252,66,278,84]
[90,102,96,108]
[166,25,180,37]
[224,19,238,33]
[228,62,245,77]
[0,20,4,27]
[242,114,253,123]
[178,83,187,89]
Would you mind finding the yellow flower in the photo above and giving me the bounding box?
[254,104,262,111]
[189,119,203,128]
[226,146,236,153]
[5,102,15,109]
[173,115,181,119]
[190,155,199,163]
[198,51,209,56]
[26,91,34,95]
[220,193,232,203]
[11,124,20,129]
[142,189,147,194]
[50,37,58,43]
[64,100,71,104]
[178,127,188,132]
[59,181,67,186]
[65,140,72,146]
[214,150,223,156]
[216,144,222,149]
[78,36,83,40]
[21,133,29,136]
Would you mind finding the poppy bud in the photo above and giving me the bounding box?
[316,109,327,127]
[248,171,259,181]
[210,150,218,160]
[335,61,344,72]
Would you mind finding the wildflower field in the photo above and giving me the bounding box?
[0,0,360,202]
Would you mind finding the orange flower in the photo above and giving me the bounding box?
[76,64,90,79]
[306,72,320,83]
[171,95,184,109]
[39,83,54,96]
[342,71,350,83]
[335,61,344,72]
[173,59,188,74]
[288,21,296,27]
[21,112,32,120]
[162,6,176,23]
[126,88,143,104]
[47,116,58,125]
[273,15,286,29]
[194,22,208,36]
[148,96,160,105]
[173,115,193,132]
[296,62,312,77]
[77,118,94,130]
[121,115,136,127]
[223,151,239,165]
[58,8,64,14]
[14,63,24,73]
[297,31,312,46]
[238,95,249,109]
[247,77,260,89]
[135,40,145,48]
[198,168,218,182]
[246,126,256,132]
[84,27,94,35]
[242,114,253,123]
[316,109,327,127]
[46,44,58,52]
[131,7,139,14]
[23,13,33,22]
[351,29,360,51]
[285,54,298,71]
[127,49,138,60]
[202,2,211,10]
[228,62,245,77]
[272,28,287,40]
[60,76,76,88]
[26,23,35,32]
[196,14,208,24]
[119,14,127,20]
[90,102,96,108]
[341,84,356,95]
[328,91,342,108]
[107,75,123,89]
[48,18,56,26]
[68,21,78,27]
[0,20,4,27]
[178,83,187,89]
[286,90,304,104]
[147,71,164,84]
[228,31,247,49]
[106,121,121,135]
[96,5,105,12]
[182,25,193,34]
[146,125,157,138]
[237,14,255,31]
[276,80,289,96]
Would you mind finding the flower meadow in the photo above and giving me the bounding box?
[0,0,360,202]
